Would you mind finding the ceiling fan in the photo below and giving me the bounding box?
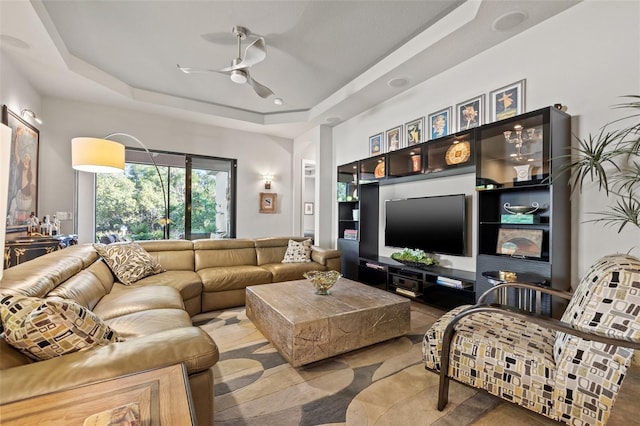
[178,26,275,99]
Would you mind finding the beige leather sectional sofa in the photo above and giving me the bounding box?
[0,237,341,426]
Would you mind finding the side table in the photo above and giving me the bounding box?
[0,363,195,425]
[482,270,547,311]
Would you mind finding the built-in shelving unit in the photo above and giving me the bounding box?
[336,107,571,313]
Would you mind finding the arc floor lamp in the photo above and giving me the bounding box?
[71,133,170,239]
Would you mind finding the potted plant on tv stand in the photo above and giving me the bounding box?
[561,96,639,233]
[391,248,439,269]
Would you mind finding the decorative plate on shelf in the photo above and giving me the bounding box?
[445,141,471,165]
[374,161,385,178]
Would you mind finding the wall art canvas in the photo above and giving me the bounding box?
[259,192,277,213]
[490,79,526,122]
[2,105,39,226]
[428,107,452,140]
[456,95,484,131]
[369,132,383,156]
[405,117,424,146]
[385,125,402,152]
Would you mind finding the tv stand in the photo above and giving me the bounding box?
[357,256,475,310]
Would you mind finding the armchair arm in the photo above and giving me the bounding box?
[436,302,640,410]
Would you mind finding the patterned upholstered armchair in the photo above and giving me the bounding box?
[423,254,640,425]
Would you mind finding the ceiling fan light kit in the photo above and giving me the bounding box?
[178,25,275,99]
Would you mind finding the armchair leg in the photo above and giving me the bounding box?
[437,372,450,410]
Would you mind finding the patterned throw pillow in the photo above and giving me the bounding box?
[0,294,120,361]
[282,239,312,263]
[93,242,165,285]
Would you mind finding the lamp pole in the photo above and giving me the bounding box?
[104,133,170,239]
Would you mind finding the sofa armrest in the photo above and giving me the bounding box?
[0,327,218,405]
[311,247,341,270]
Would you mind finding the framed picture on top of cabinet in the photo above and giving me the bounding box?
[490,79,526,122]
[456,95,484,131]
[385,125,403,152]
[496,228,543,258]
[2,105,40,228]
[405,117,424,146]
[427,107,452,140]
[369,132,383,156]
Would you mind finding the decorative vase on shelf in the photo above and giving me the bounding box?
[513,164,533,182]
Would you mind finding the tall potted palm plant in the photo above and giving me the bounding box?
[564,96,640,232]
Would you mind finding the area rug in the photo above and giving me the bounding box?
[193,303,500,425]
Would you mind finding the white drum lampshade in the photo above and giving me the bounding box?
[71,137,125,174]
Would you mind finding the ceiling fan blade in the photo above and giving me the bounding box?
[247,73,274,99]
[177,64,222,74]
[240,37,266,68]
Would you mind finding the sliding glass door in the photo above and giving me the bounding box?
[95,149,235,242]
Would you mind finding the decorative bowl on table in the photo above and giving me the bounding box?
[304,270,342,295]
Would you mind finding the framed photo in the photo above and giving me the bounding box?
[369,132,383,156]
[385,125,402,152]
[496,228,543,258]
[427,107,452,140]
[304,202,314,215]
[456,95,485,131]
[259,192,277,214]
[490,79,526,122]
[405,117,424,146]
[2,105,39,226]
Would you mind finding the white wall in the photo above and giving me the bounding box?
[39,98,295,242]
[333,0,640,278]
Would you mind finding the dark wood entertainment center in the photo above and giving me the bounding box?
[337,106,571,317]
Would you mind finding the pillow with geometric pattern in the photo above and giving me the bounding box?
[282,239,312,263]
[0,293,121,361]
[93,242,165,285]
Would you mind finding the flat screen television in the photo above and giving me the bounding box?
[385,194,466,256]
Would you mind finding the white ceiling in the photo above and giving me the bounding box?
[0,0,580,139]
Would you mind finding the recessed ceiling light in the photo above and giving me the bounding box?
[492,11,528,31]
[273,98,283,106]
[0,34,29,49]
[387,77,409,88]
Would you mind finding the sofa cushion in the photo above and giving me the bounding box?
[281,239,312,263]
[91,284,184,320]
[134,270,202,301]
[0,294,120,361]
[198,266,272,292]
[105,308,192,339]
[93,242,166,285]
[261,262,327,282]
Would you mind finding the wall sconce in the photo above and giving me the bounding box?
[263,175,273,189]
[21,108,43,124]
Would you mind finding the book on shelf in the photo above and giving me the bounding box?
[436,276,470,289]
[343,229,358,240]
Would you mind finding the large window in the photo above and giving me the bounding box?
[95,149,236,242]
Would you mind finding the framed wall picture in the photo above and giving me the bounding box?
[304,202,314,215]
[496,228,543,258]
[490,79,526,122]
[405,117,424,146]
[456,95,484,131]
[369,132,383,156]
[2,105,39,226]
[427,107,452,140]
[259,192,277,214]
[385,125,402,152]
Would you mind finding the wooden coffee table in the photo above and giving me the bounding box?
[246,278,410,367]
